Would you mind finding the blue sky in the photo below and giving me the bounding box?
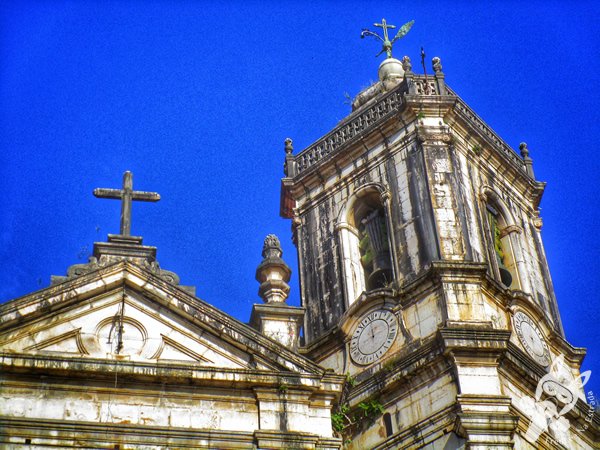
[1,1,599,397]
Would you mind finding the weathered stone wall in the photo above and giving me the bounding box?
[288,74,595,449]
[1,375,259,430]
[297,126,444,343]
[450,132,560,331]
[348,370,458,450]
[295,112,561,344]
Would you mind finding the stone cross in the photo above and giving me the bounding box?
[93,171,160,236]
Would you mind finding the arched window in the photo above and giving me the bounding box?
[481,188,523,290]
[383,412,393,437]
[486,204,514,287]
[337,186,395,307]
[353,198,392,290]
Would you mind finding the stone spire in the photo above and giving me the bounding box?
[250,234,304,351]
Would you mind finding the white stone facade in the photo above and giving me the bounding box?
[0,262,344,448]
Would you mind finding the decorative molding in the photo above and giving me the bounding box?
[150,334,212,363]
[51,235,186,289]
[440,326,512,355]
[0,351,343,390]
[24,328,88,355]
[293,79,526,181]
[295,87,406,174]
[500,224,523,237]
[0,417,259,449]
[416,124,453,143]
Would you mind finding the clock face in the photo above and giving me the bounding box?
[350,310,398,365]
[513,311,550,367]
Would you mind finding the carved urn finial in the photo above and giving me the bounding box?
[401,55,412,72]
[283,138,296,177]
[519,142,536,179]
[432,56,442,73]
[284,138,294,154]
[256,234,291,304]
[262,234,283,258]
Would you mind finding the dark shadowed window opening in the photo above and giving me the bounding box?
[383,412,393,437]
[486,204,513,288]
[353,194,393,290]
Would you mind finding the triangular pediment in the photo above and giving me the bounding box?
[0,261,323,376]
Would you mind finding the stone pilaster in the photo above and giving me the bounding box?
[442,325,518,448]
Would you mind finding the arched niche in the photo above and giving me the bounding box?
[337,184,395,307]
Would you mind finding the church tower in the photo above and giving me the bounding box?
[280,20,598,449]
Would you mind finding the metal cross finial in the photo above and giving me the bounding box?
[93,171,160,236]
[375,19,395,44]
[361,18,414,59]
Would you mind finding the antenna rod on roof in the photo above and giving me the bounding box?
[421,46,430,94]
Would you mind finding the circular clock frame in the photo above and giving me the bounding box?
[513,310,551,367]
[350,309,398,365]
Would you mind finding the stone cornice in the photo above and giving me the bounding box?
[254,430,342,449]
[444,92,546,207]
[301,324,344,362]
[501,341,600,436]
[0,416,342,449]
[0,416,258,448]
[503,340,548,382]
[0,352,344,394]
[455,410,518,441]
[394,261,488,310]
[509,397,600,448]
[440,325,512,363]
[548,333,587,365]
[429,260,489,280]
[445,86,526,174]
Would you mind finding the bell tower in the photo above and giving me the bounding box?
[280,20,597,450]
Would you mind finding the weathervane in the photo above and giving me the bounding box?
[361,18,414,59]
